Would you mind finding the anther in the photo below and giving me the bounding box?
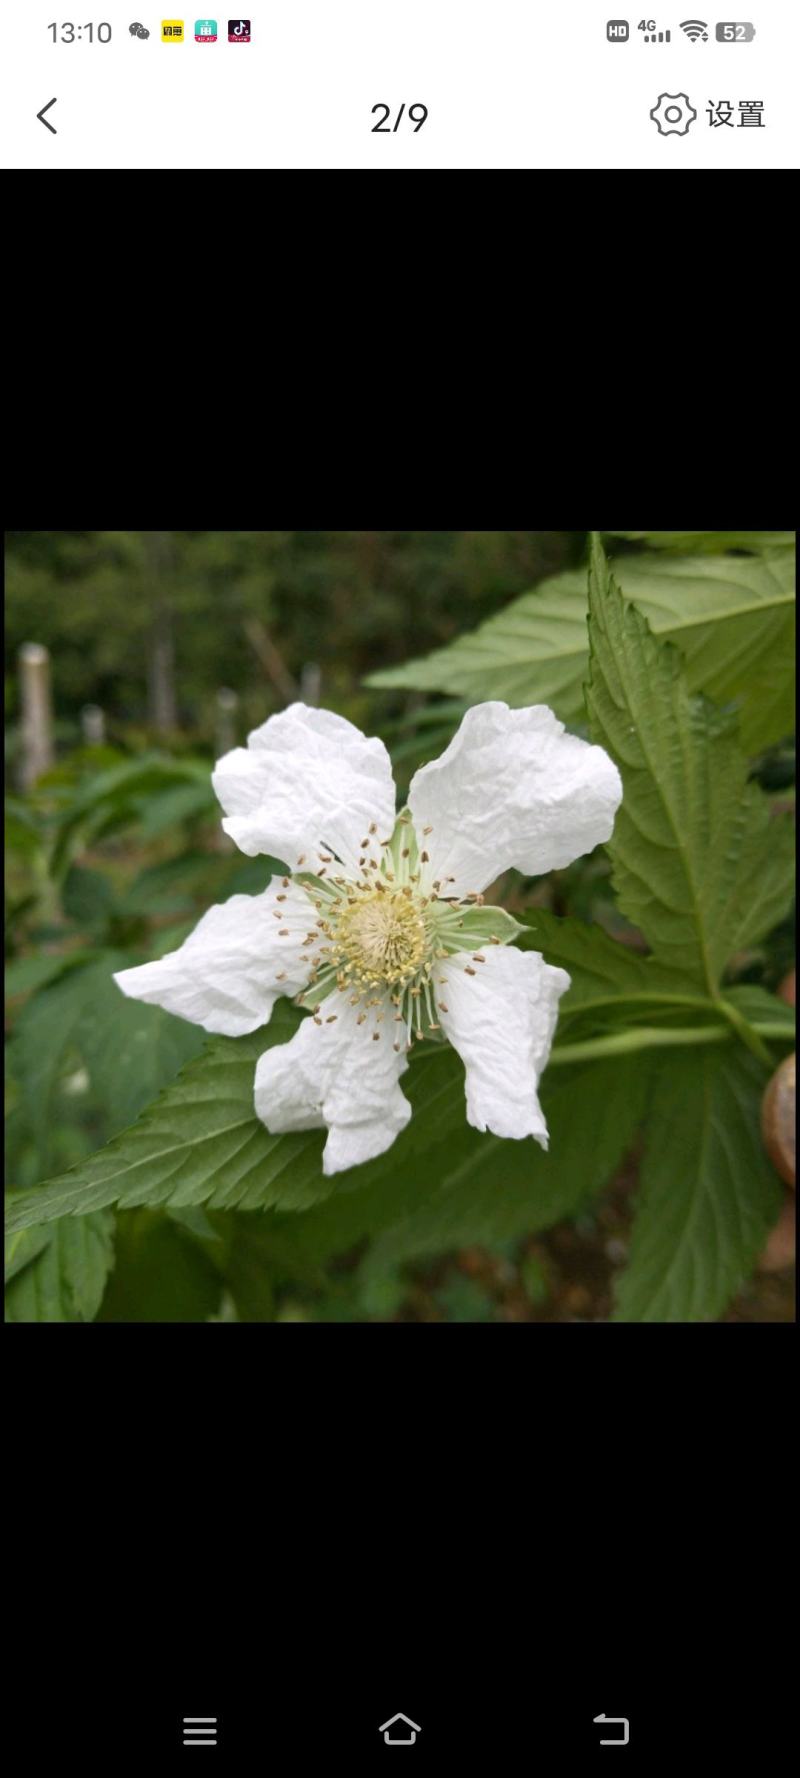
[296,855,306,866]
[372,1031,381,1041]
[278,930,290,937]
[420,850,429,863]
[326,1015,337,1023]
[465,966,476,975]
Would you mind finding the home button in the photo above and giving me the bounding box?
[379,1714,422,1746]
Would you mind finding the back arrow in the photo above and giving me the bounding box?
[593,1714,629,1746]
[37,98,57,134]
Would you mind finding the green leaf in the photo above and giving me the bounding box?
[585,538,795,991]
[367,549,795,754]
[613,1046,782,1322]
[366,568,591,718]
[4,1210,114,1322]
[597,550,795,753]
[62,865,116,928]
[605,531,794,553]
[3,1005,471,1233]
[5,1223,52,1283]
[518,909,708,1028]
[49,756,215,879]
[722,984,796,1042]
[359,1053,652,1273]
[96,1210,221,1323]
[260,1050,650,1279]
[10,952,204,1141]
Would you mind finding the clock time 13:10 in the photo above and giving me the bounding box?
[48,23,112,40]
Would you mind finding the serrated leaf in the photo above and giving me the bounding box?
[367,549,795,754]
[585,539,795,991]
[3,1005,472,1233]
[613,1046,782,1322]
[599,550,795,753]
[4,1210,114,1322]
[366,569,591,717]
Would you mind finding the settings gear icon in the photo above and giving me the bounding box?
[650,92,697,135]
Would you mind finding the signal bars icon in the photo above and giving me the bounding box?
[183,1718,218,1747]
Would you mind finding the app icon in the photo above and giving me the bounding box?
[161,19,185,40]
[195,17,218,38]
[228,18,250,40]
[129,21,150,35]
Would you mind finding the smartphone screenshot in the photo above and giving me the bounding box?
[2,3,797,167]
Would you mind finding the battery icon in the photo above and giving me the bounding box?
[715,21,756,39]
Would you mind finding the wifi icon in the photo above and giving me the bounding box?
[679,18,708,37]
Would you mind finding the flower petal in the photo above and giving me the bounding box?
[212,703,396,873]
[254,996,411,1175]
[113,879,313,1037]
[434,947,570,1146]
[408,701,622,896]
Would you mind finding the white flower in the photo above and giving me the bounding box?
[114,703,622,1176]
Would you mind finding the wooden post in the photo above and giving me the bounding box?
[299,662,321,707]
[145,530,178,733]
[215,687,239,759]
[18,643,54,791]
[81,704,106,745]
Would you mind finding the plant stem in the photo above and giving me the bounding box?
[549,1025,732,1066]
[717,999,773,1067]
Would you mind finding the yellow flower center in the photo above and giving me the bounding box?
[332,888,427,989]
